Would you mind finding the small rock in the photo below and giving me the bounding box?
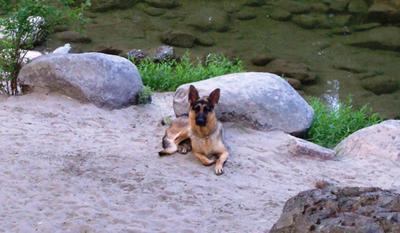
[333,15,352,27]
[347,0,369,14]
[90,0,136,12]
[311,3,329,13]
[145,0,180,9]
[194,34,215,47]
[269,9,292,21]
[352,22,381,31]
[152,45,175,61]
[330,26,352,35]
[346,26,400,52]
[54,25,69,33]
[288,135,336,160]
[127,49,148,61]
[328,0,350,12]
[223,2,242,13]
[160,30,196,48]
[292,14,319,29]
[162,11,184,20]
[236,8,257,20]
[367,2,400,23]
[264,59,317,84]
[143,6,166,16]
[361,75,399,95]
[244,0,265,7]
[277,0,311,14]
[285,78,302,90]
[187,8,230,32]
[333,63,367,73]
[95,46,122,55]
[250,54,275,66]
[55,31,92,43]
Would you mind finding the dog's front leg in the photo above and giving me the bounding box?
[193,152,216,166]
[215,151,229,175]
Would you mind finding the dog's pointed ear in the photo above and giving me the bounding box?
[209,88,220,106]
[188,85,199,106]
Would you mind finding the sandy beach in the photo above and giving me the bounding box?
[1,92,399,233]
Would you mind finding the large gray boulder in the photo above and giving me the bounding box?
[18,52,143,109]
[173,72,314,135]
[335,120,400,161]
[270,185,400,233]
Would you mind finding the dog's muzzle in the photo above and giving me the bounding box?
[195,114,207,126]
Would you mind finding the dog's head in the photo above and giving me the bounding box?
[188,85,220,127]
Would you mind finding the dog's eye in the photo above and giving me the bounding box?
[194,106,201,112]
[204,106,211,112]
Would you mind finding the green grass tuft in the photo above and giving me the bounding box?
[136,53,244,92]
[307,97,382,148]
[137,85,153,105]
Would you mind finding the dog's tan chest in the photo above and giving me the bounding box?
[190,122,225,156]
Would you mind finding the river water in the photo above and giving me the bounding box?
[42,0,400,118]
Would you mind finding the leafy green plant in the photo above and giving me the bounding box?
[136,53,244,92]
[0,0,89,95]
[137,85,153,105]
[307,97,382,148]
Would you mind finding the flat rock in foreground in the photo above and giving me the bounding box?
[270,186,400,233]
[18,52,143,109]
[173,72,314,135]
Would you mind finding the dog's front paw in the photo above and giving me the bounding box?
[215,165,224,175]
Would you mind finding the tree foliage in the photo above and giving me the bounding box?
[0,0,90,95]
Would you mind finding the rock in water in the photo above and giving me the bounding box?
[187,7,230,32]
[90,0,137,12]
[160,30,196,48]
[55,31,92,43]
[173,72,314,135]
[368,2,400,23]
[335,120,400,161]
[345,26,400,52]
[270,185,400,233]
[264,59,317,84]
[145,0,180,9]
[18,52,143,109]
[361,75,399,95]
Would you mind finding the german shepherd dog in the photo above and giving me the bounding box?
[159,85,229,175]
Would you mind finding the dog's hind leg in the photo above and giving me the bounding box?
[158,129,190,156]
[158,134,179,156]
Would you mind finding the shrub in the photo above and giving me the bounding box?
[137,85,153,105]
[307,97,382,148]
[136,53,244,92]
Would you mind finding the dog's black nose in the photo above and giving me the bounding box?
[196,117,206,126]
